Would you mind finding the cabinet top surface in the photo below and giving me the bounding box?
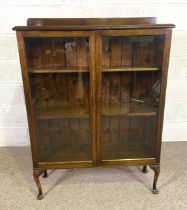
[13,17,175,31]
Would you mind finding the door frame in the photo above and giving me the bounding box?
[16,30,97,169]
[95,28,172,166]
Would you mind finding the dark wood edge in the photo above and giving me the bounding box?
[37,158,156,169]
[95,31,102,164]
[89,32,97,164]
[98,28,170,36]
[20,29,172,39]
[20,31,90,38]
[38,161,93,169]
[16,31,39,167]
[100,158,156,166]
[155,29,173,162]
[12,24,175,31]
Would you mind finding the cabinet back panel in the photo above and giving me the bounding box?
[102,116,157,160]
[102,35,164,68]
[35,118,91,162]
[25,37,89,70]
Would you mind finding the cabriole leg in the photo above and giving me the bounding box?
[33,169,43,200]
[142,165,148,173]
[43,170,48,178]
[150,164,160,194]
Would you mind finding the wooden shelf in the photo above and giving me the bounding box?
[28,67,159,74]
[102,102,158,117]
[33,101,89,120]
[102,67,160,72]
[34,100,157,120]
[103,112,157,117]
[28,69,89,74]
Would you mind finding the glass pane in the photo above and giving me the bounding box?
[30,73,90,118]
[25,37,89,70]
[102,71,160,116]
[101,35,163,160]
[26,37,92,162]
[35,118,91,162]
[102,35,164,69]
[102,116,157,159]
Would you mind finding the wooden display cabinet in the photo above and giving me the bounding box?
[13,18,175,199]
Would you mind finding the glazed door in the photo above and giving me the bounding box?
[96,30,166,163]
[23,32,95,164]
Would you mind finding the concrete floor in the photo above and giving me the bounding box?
[0,142,187,210]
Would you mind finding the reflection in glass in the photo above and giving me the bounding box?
[102,71,160,116]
